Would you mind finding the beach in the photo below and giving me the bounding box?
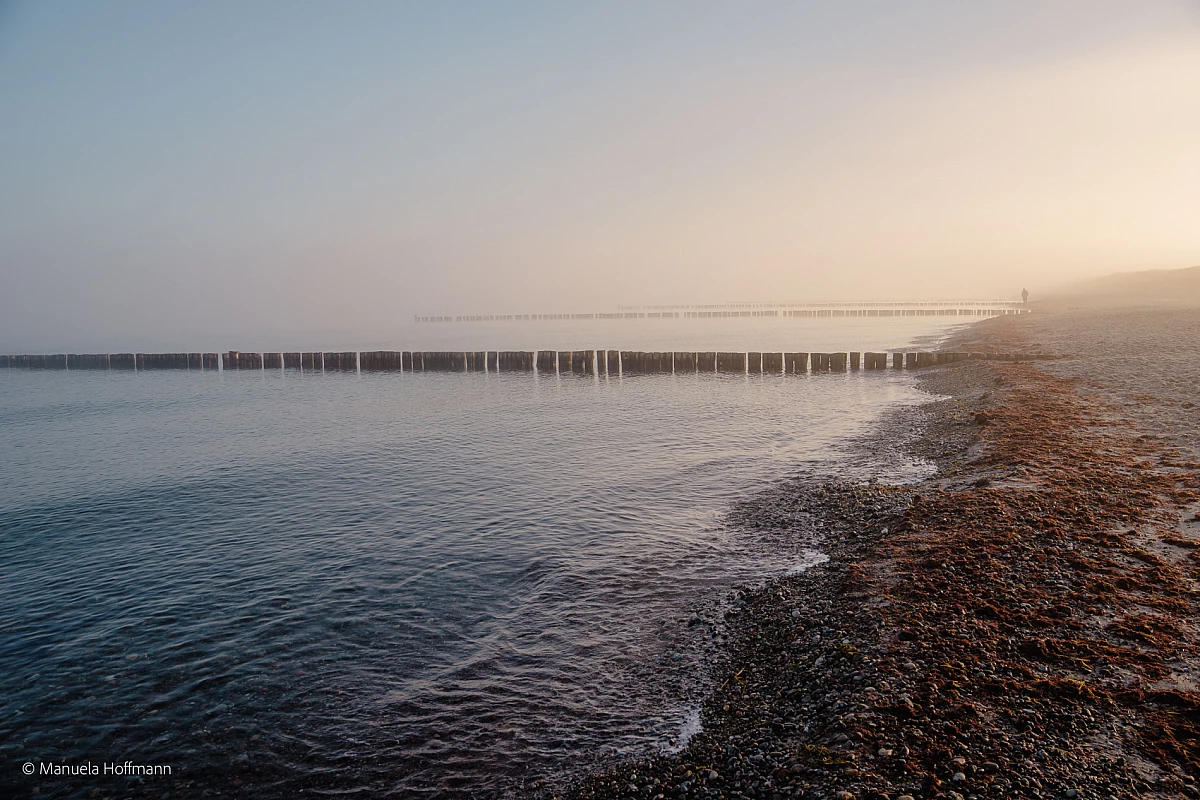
[560,301,1200,800]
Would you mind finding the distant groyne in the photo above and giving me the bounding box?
[0,350,1057,374]
[415,302,1029,323]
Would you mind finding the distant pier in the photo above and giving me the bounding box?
[415,301,1029,323]
[1,350,1056,374]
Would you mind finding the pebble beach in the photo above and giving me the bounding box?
[559,300,1200,800]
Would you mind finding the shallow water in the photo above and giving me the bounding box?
[0,318,963,797]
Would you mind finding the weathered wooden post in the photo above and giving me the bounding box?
[537,350,556,373]
[760,352,782,373]
[747,352,762,375]
[263,353,283,369]
[67,354,101,369]
[673,351,697,373]
[570,350,594,375]
[784,352,808,373]
[487,352,498,371]
[697,352,716,372]
[604,350,618,376]
[905,352,918,369]
[850,352,860,371]
[830,353,848,372]
[372,351,404,371]
[717,352,746,373]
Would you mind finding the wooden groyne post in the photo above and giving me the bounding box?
[2,349,1054,376]
[716,352,746,373]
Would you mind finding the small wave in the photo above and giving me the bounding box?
[664,707,702,754]
[787,550,830,574]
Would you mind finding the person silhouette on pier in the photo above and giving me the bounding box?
[1021,288,1029,304]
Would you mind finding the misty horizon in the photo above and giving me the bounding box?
[2,1,1198,349]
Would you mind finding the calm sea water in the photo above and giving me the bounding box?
[1,318,963,798]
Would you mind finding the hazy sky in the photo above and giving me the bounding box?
[2,2,1198,347]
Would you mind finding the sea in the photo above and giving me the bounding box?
[1,316,966,798]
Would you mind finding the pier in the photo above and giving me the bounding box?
[1,350,1057,375]
[414,301,1030,324]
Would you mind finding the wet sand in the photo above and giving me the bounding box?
[558,301,1200,800]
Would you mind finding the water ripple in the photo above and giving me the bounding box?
[0,322,957,797]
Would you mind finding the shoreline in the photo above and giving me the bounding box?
[557,305,1200,800]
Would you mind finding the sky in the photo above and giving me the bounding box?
[1,1,1199,348]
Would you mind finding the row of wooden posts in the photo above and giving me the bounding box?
[1,350,1051,374]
